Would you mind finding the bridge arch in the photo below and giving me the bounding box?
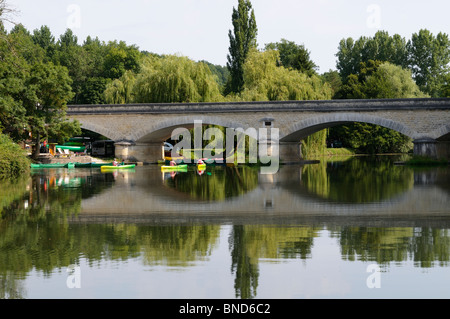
[432,124,450,141]
[280,112,417,142]
[134,115,252,143]
[77,119,119,141]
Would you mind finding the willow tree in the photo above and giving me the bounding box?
[225,0,258,95]
[240,49,333,101]
[104,70,136,104]
[104,55,223,104]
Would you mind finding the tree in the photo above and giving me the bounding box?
[363,62,427,99]
[225,0,258,95]
[321,70,342,98]
[32,25,56,61]
[0,0,17,26]
[442,74,450,97]
[104,70,136,104]
[199,60,230,91]
[0,25,28,140]
[240,49,332,101]
[23,62,80,158]
[265,39,318,76]
[331,61,426,154]
[407,29,450,97]
[103,40,141,79]
[53,29,90,104]
[335,29,450,97]
[336,60,427,99]
[336,31,409,83]
[105,55,223,104]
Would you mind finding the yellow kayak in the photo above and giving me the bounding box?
[101,164,136,172]
[161,164,188,172]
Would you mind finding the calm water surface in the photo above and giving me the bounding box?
[0,156,449,299]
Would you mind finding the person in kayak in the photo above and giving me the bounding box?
[170,160,177,166]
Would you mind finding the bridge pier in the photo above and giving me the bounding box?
[115,141,163,163]
[412,138,450,160]
[413,138,438,159]
[278,142,302,163]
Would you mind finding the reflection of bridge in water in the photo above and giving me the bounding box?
[75,165,450,228]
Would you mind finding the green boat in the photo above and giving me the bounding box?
[56,145,86,152]
[74,162,113,168]
[31,163,75,169]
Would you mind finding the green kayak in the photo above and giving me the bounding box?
[31,163,75,169]
[74,162,113,168]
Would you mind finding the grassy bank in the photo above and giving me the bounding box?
[323,148,355,157]
[0,134,30,179]
[404,156,448,166]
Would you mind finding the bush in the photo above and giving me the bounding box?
[0,134,30,179]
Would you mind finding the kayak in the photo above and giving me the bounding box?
[100,164,136,172]
[161,164,188,172]
[197,164,206,170]
[74,162,113,168]
[31,163,75,169]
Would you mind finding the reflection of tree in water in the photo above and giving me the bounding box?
[139,225,220,267]
[337,226,450,267]
[229,225,321,299]
[301,156,414,203]
[164,166,259,201]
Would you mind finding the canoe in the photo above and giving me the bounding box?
[74,162,113,168]
[161,164,188,172]
[56,145,86,152]
[100,164,136,172]
[31,163,75,169]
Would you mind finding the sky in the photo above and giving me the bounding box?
[4,0,450,73]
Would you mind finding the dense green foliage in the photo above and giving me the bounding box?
[0,22,80,160]
[265,39,318,76]
[225,0,258,94]
[336,30,450,97]
[238,49,333,102]
[105,55,223,104]
[330,60,425,154]
[0,134,29,179]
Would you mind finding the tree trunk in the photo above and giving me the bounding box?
[32,131,40,160]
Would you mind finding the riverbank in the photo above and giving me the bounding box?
[0,134,30,179]
[399,156,449,166]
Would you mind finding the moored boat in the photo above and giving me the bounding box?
[161,164,188,172]
[100,164,136,172]
[31,163,75,169]
[74,162,113,168]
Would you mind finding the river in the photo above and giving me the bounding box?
[0,155,449,299]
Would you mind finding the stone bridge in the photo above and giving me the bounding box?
[67,98,450,163]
